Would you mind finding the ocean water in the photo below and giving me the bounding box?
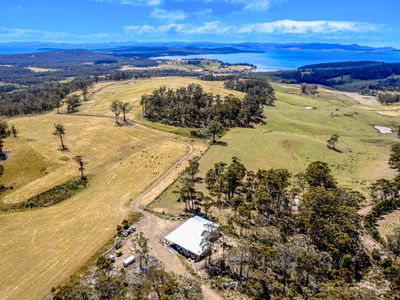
[153,49,400,71]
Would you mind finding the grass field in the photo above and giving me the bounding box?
[75,77,244,136]
[0,113,188,299]
[150,82,400,215]
[1,77,399,299]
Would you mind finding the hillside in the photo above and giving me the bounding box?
[271,61,400,93]
[1,77,400,299]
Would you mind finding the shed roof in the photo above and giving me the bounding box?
[164,216,219,256]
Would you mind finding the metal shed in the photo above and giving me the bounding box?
[164,216,219,260]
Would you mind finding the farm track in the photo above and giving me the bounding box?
[58,113,223,299]
[0,110,193,299]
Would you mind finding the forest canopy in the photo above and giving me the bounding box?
[141,81,275,128]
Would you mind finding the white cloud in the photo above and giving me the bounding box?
[91,0,160,6]
[229,0,285,12]
[0,19,383,43]
[0,26,118,42]
[124,21,234,35]
[123,20,382,36]
[238,20,381,34]
[150,8,187,22]
[92,0,285,11]
[200,0,287,12]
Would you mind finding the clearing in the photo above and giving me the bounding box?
[151,81,399,215]
[1,77,399,299]
[0,112,192,299]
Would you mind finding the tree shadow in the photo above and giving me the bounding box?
[213,141,228,147]
[327,145,342,153]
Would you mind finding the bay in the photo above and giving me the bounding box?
[153,49,400,71]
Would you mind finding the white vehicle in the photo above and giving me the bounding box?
[122,255,135,267]
[108,254,115,262]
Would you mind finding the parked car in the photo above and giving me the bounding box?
[108,254,115,263]
[123,255,135,267]
[115,239,123,249]
[115,250,122,257]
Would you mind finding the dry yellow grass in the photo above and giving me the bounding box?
[1,76,398,299]
[76,77,243,117]
[0,113,188,299]
[121,64,202,72]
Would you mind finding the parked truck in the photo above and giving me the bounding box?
[122,255,135,268]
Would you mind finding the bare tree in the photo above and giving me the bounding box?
[73,155,86,180]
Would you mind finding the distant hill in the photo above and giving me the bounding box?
[0,46,256,66]
[238,43,397,52]
[270,60,400,92]
[97,46,258,58]
[0,49,118,66]
[0,41,397,55]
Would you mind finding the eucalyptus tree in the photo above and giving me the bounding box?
[110,100,123,125]
[206,120,226,144]
[65,95,80,113]
[133,232,151,271]
[53,123,67,151]
[120,102,133,123]
[11,124,17,138]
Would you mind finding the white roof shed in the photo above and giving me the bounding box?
[165,216,219,257]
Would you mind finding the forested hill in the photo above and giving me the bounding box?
[299,61,386,70]
[297,61,400,78]
[271,61,400,91]
[0,46,253,66]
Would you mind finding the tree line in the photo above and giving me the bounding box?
[270,62,400,86]
[224,78,276,106]
[367,139,400,242]
[0,79,95,116]
[0,120,17,194]
[140,82,274,128]
[377,92,400,105]
[0,68,199,117]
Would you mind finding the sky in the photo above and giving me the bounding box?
[0,0,399,47]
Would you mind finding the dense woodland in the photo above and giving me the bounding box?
[224,79,276,106]
[141,80,275,128]
[173,147,400,298]
[0,79,91,116]
[377,92,400,105]
[0,68,201,117]
[271,61,400,85]
[370,77,400,92]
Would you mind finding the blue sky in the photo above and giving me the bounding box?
[0,0,399,46]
